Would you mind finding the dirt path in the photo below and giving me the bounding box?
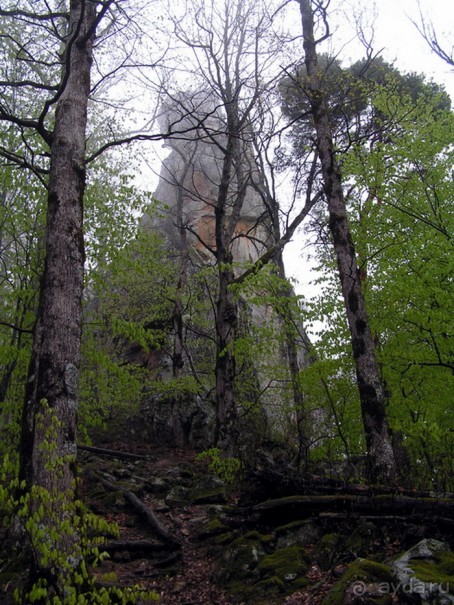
[82,444,235,604]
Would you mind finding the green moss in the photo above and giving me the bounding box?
[323,559,394,605]
[257,545,309,580]
[214,531,236,545]
[314,533,342,570]
[344,521,377,557]
[226,577,284,602]
[293,577,311,590]
[275,520,307,535]
[190,486,226,504]
[241,530,274,545]
[218,535,266,583]
[253,575,286,594]
[197,517,229,540]
[409,552,454,587]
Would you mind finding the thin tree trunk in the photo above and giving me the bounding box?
[171,158,191,447]
[18,0,96,583]
[275,255,309,467]
[250,159,312,465]
[298,0,398,484]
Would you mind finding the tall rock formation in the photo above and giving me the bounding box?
[139,95,310,451]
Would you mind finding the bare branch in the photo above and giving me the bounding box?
[413,3,454,68]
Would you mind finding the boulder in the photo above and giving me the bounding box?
[323,558,394,605]
[392,538,454,604]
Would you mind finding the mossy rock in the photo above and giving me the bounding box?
[85,485,125,510]
[190,486,226,504]
[214,531,237,546]
[243,531,274,545]
[314,533,343,571]
[225,575,287,602]
[164,485,191,507]
[250,575,286,597]
[257,544,310,582]
[275,519,322,548]
[393,540,454,603]
[409,551,454,586]
[144,476,168,496]
[223,545,310,602]
[197,517,230,540]
[323,559,394,605]
[344,521,379,558]
[218,533,267,583]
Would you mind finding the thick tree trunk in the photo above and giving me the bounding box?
[298,0,398,484]
[214,128,243,455]
[18,0,96,582]
[214,261,239,454]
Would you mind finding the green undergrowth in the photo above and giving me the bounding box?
[0,401,158,604]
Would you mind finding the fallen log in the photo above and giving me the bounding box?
[252,493,454,524]
[123,489,180,547]
[92,472,180,547]
[102,540,168,554]
[78,444,148,461]
[246,450,454,501]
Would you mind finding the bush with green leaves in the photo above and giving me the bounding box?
[0,401,158,604]
[196,447,242,486]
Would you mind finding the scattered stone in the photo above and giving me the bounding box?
[257,545,310,584]
[145,476,168,496]
[275,519,323,548]
[165,485,192,507]
[344,521,379,558]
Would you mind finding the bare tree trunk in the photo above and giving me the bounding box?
[214,259,239,454]
[214,131,240,454]
[171,157,191,447]
[250,152,315,464]
[275,255,310,467]
[18,0,96,580]
[297,0,398,484]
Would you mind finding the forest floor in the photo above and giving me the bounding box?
[78,439,410,605]
[82,443,235,605]
[3,438,452,604]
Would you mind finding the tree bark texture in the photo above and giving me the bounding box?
[214,135,238,452]
[298,0,398,484]
[214,102,249,454]
[20,0,96,500]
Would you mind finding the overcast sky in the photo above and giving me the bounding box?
[365,0,453,96]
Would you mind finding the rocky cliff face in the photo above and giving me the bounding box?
[147,128,273,264]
